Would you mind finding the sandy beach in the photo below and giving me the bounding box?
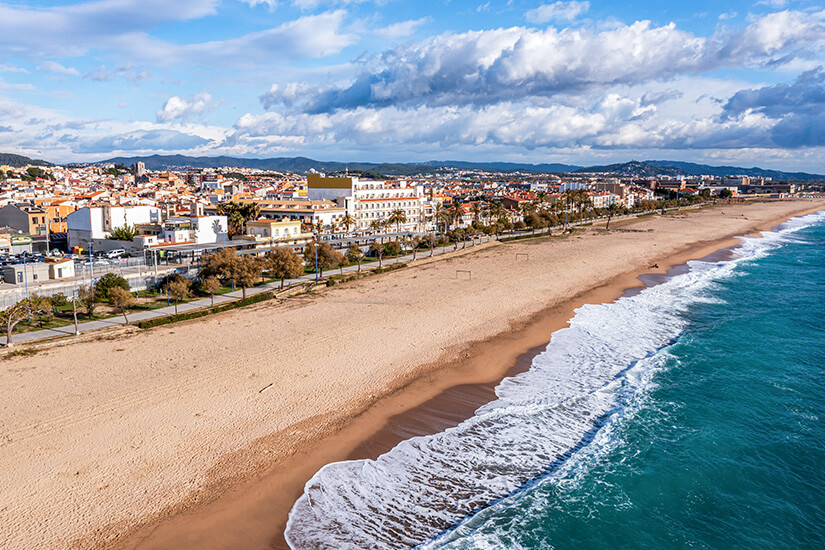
[0,199,822,550]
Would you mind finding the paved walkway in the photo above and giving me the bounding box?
[1,236,499,346]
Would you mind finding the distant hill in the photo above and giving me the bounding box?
[644,160,825,181]
[575,160,825,181]
[421,160,583,173]
[99,154,439,176]
[99,155,583,175]
[575,160,685,178]
[0,152,52,168]
[59,154,825,181]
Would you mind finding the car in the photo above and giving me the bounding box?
[104,249,126,259]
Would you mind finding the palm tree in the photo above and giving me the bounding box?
[563,189,577,230]
[369,218,383,235]
[605,202,618,230]
[341,213,355,234]
[447,204,462,229]
[433,203,447,235]
[470,202,482,222]
[388,208,407,233]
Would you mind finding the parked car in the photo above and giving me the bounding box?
[105,249,126,259]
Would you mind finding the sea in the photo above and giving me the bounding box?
[285,210,825,550]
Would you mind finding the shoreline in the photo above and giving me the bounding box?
[105,201,825,550]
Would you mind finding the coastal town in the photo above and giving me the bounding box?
[0,158,819,307]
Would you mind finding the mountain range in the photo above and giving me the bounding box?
[2,152,823,181]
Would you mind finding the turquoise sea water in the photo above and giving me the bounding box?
[286,211,825,550]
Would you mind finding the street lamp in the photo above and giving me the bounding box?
[72,288,80,335]
[313,233,319,283]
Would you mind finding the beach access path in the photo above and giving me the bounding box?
[1,199,823,550]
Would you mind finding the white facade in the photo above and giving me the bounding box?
[161,215,228,244]
[347,178,430,233]
[67,205,161,248]
[192,215,228,244]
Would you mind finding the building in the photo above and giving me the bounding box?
[0,204,49,252]
[47,258,75,279]
[243,219,309,248]
[161,215,228,245]
[307,174,431,234]
[2,262,49,285]
[135,162,146,179]
[66,205,161,249]
[209,199,346,231]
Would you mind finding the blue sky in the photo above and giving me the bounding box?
[1,0,825,170]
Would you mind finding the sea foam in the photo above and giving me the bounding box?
[285,211,825,550]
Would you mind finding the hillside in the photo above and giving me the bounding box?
[0,152,53,168]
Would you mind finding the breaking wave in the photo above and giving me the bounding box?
[285,211,825,550]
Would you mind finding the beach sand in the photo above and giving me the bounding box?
[0,199,822,550]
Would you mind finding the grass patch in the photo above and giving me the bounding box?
[3,347,40,360]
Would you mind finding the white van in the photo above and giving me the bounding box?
[105,249,126,259]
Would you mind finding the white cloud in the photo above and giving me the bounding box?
[0,2,355,69]
[374,17,430,39]
[270,10,825,114]
[240,0,279,8]
[82,64,151,83]
[156,93,217,123]
[37,61,80,76]
[113,10,358,67]
[526,1,590,24]
[0,0,219,57]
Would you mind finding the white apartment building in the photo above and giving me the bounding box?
[307,174,432,234]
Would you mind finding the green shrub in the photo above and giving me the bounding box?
[95,273,130,301]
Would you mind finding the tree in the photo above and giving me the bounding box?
[266,247,304,288]
[470,202,482,222]
[388,209,407,233]
[303,241,343,278]
[408,235,422,260]
[1,296,52,347]
[384,239,402,257]
[77,285,97,317]
[605,202,619,230]
[369,219,384,234]
[109,225,136,241]
[235,255,262,298]
[369,240,385,268]
[201,276,221,306]
[49,293,68,310]
[720,188,733,199]
[216,201,261,236]
[95,273,130,302]
[347,242,364,272]
[167,276,191,314]
[199,248,240,288]
[108,286,135,322]
[340,213,355,233]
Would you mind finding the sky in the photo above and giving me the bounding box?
[1,0,825,171]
